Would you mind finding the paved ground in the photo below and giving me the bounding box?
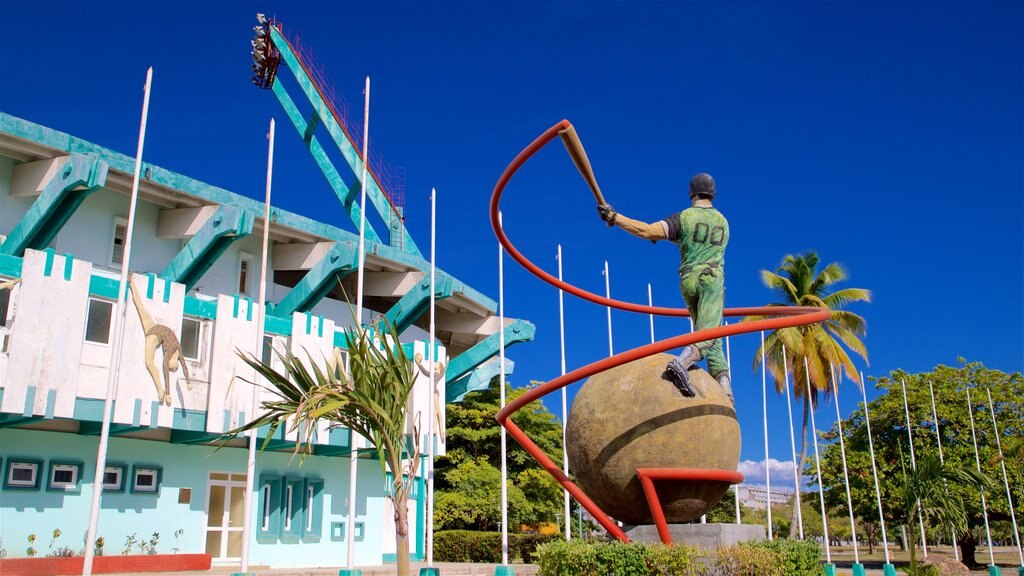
[116,563,539,576]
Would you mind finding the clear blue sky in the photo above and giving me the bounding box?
[1,1,1021,479]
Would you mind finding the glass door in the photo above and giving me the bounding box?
[205,472,248,562]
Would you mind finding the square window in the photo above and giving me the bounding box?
[238,255,253,296]
[131,466,161,493]
[85,299,114,344]
[102,465,126,492]
[0,279,13,328]
[5,459,42,490]
[111,218,127,267]
[180,317,202,361]
[47,462,82,491]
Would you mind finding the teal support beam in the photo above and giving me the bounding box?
[445,319,535,385]
[271,242,359,317]
[271,80,381,245]
[0,154,108,257]
[447,357,515,404]
[161,205,255,291]
[382,272,454,334]
[268,26,421,258]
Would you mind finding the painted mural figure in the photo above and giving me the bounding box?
[597,173,732,403]
[414,353,447,443]
[129,277,192,406]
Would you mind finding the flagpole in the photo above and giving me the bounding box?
[901,378,928,558]
[782,345,803,539]
[928,381,959,562]
[240,117,275,573]
[985,386,1023,566]
[647,283,654,344]
[603,260,612,356]
[83,66,153,576]
[830,364,859,565]
[426,187,437,568]
[966,387,997,569]
[726,326,739,525]
[805,357,832,566]
[498,212,509,566]
[760,331,772,539]
[860,371,892,568]
[347,74,370,572]
[557,245,571,541]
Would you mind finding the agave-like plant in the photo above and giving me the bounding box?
[227,317,421,576]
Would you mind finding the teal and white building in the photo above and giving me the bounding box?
[0,110,533,567]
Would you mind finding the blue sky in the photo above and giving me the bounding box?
[1,1,1021,481]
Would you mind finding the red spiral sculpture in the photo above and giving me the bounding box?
[491,119,829,542]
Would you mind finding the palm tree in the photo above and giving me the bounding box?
[226,318,421,576]
[746,252,871,538]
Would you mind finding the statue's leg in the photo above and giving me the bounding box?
[662,273,702,396]
[144,336,164,404]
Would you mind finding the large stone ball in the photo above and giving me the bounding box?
[566,353,740,524]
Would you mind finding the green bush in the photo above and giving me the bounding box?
[756,538,820,576]
[646,543,707,575]
[537,540,599,576]
[709,542,784,576]
[433,530,502,562]
[537,540,706,576]
[593,542,649,576]
[516,533,560,563]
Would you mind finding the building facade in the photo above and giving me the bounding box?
[0,112,532,567]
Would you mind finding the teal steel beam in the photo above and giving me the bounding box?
[445,319,536,386]
[0,154,108,257]
[382,272,455,334]
[79,422,147,436]
[446,357,515,404]
[160,205,255,291]
[271,242,359,316]
[271,80,382,245]
[268,26,422,257]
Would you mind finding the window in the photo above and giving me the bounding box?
[262,335,274,363]
[257,474,282,537]
[0,279,13,328]
[306,485,314,532]
[111,218,127,266]
[238,254,253,296]
[102,465,126,492]
[85,298,114,344]
[180,317,202,361]
[304,479,324,540]
[5,459,42,489]
[284,484,293,532]
[131,466,161,493]
[261,484,271,531]
[47,462,82,492]
[283,478,304,538]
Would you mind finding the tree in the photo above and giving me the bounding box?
[814,361,1022,569]
[746,252,871,538]
[225,319,421,576]
[434,379,566,532]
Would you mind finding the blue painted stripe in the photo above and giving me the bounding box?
[317,316,323,337]
[23,386,37,417]
[305,313,312,335]
[62,254,73,281]
[233,294,240,318]
[132,398,142,427]
[43,249,55,277]
[223,409,233,432]
[146,273,155,299]
[246,298,253,322]
[162,277,171,303]
[150,401,159,428]
[45,389,57,419]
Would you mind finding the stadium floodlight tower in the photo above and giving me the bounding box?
[250,14,280,89]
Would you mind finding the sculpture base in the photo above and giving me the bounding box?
[622,523,765,550]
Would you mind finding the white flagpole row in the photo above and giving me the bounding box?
[928,381,959,561]
[760,331,772,539]
[240,117,275,572]
[347,74,371,571]
[603,261,612,356]
[426,187,437,567]
[985,387,1023,566]
[901,378,928,558]
[806,357,831,565]
[829,364,859,564]
[860,371,891,565]
[557,246,571,541]
[498,213,509,565]
[782,344,803,539]
[84,66,153,576]
[966,387,996,568]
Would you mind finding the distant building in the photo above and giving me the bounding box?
[736,485,793,509]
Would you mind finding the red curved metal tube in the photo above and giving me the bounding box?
[490,119,830,542]
[637,468,744,544]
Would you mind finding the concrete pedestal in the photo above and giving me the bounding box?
[622,523,765,550]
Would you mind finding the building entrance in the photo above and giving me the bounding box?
[205,472,248,562]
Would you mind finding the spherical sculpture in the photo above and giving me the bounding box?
[566,353,741,524]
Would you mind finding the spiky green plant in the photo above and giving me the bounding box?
[227,317,421,576]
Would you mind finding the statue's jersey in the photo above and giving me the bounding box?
[661,206,729,275]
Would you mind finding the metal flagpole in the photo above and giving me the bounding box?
[726,325,740,525]
[986,386,1024,566]
[782,345,804,539]
[830,364,859,565]
[603,260,612,356]
[557,245,571,541]
[806,357,832,566]
[84,67,153,576]
[426,187,437,568]
[647,283,655,344]
[901,378,928,558]
[761,331,773,539]
[966,387,997,569]
[498,212,509,566]
[860,371,892,568]
[347,74,370,572]
[928,381,959,561]
[240,117,275,573]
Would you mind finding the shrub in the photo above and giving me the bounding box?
[646,543,707,575]
[536,540,599,576]
[709,542,784,576]
[537,540,707,576]
[516,533,559,563]
[593,542,649,576]
[433,530,502,562]
[757,538,820,576]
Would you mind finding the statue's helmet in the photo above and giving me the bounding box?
[689,172,716,200]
